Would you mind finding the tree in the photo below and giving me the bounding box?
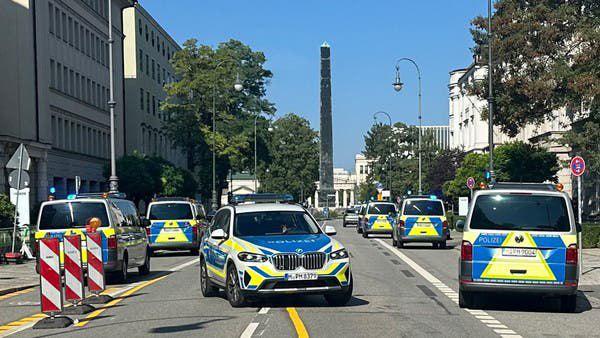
[0,194,15,228]
[260,114,319,202]
[469,0,599,136]
[425,149,465,197]
[495,141,559,183]
[162,39,276,200]
[444,152,489,202]
[160,164,198,198]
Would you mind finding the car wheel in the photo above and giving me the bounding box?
[190,248,200,255]
[200,258,218,297]
[392,233,398,247]
[439,241,447,249]
[138,249,151,275]
[560,294,577,313]
[357,226,362,234]
[432,242,439,249]
[397,240,404,248]
[324,274,353,306]
[362,231,368,238]
[226,264,247,307]
[458,289,474,308]
[118,253,128,282]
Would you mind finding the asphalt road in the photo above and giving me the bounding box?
[3,219,600,337]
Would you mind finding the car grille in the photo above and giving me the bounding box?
[271,252,326,270]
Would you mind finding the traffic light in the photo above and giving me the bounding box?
[483,170,492,181]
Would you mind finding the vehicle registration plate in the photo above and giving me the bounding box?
[502,248,536,257]
[417,223,432,227]
[164,228,180,233]
[285,272,318,281]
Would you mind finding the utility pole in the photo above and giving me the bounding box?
[487,0,495,182]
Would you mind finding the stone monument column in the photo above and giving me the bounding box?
[318,42,334,207]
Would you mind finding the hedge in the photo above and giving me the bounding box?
[582,223,600,249]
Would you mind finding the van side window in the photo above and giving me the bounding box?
[114,200,140,227]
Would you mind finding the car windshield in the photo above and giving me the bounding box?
[39,202,110,230]
[346,208,358,214]
[367,203,397,215]
[470,194,570,231]
[234,211,321,237]
[149,203,194,220]
[403,200,444,216]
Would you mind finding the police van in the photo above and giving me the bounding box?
[146,198,203,255]
[393,196,448,248]
[457,183,581,312]
[358,202,397,238]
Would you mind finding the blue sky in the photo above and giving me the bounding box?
[140,0,487,171]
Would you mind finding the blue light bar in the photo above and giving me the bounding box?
[231,193,294,204]
[429,195,437,200]
[67,194,77,200]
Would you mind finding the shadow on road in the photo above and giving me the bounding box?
[106,270,173,286]
[469,291,592,314]
[250,294,369,309]
[149,317,232,334]
[151,251,198,258]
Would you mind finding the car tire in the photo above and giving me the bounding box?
[190,248,200,255]
[200,258,218,297]
[118,253,128,282]
[439,241,447,249]
[392,233,398,247]
[138,249,151,275]
[226,264,247,308]
[362,231,368,238]
[324,275,353,306]
[357,226,362,234]
[560,294,577,313]
[432,242,439,249]
[397,240,404,248]
[458,289,474,308]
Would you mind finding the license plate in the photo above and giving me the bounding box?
[502,248,536,257]
[417,223,432,227]
[164,228,181,233]
[285,272,318,281]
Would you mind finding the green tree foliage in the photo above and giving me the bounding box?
[260,114,319,202]
[469,0,600,136]
[0,194,15,228]
[357,182,377,203]
[162,39,275,199]
[425,149,465,196]
[443,152,489,202]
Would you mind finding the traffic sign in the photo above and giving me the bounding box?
[8,170,30,189]
[375,182,384,192]
[6,144,31,170]
[466,177,475,190]
[570,156,585,177]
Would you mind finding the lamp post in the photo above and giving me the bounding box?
[487,0,495,182]
[373,111,392,194]
[393,58,422,195]
[211,61,243,210]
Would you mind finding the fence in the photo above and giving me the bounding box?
[0,225,36,263]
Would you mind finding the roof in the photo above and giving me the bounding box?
[233,203,306,214]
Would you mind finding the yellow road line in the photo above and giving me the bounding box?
[286,307,309,338]
[75,275,167,327]
[0,288,34,301]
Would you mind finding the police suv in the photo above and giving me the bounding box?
[457,183,581,312]
[393,196,448,248]
[199,194,353,307]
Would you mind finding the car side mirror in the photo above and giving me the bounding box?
[455,220,465,232]
[210,228,226,240]
[140,217,151,228]
[576,222,582,233]
[324,225,337,236]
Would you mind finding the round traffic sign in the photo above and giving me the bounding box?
[570,156,585,177]
[466,177,476,190]
[8,170,30,190]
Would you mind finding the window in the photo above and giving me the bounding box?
[367,203,397,215]
[152,96,156,115]
[62,66,68,93]
[157,64,161,83]
[49,3,54,34]
[74,22,79,49]
[151,59,155,80]
[151,30,154,46]
[162,69,166,84]
[55,8,61,38]
[75,73,80,98]
[162,41,165,57]
[61,12,67,41]
[68,17,73,44]
[114,200,140,227]
[95,36,100,61]
[234,211,320,237]
[91,81,96,105]
[39,202,109,230]
[86,79,91,102]
[138,19,142,35]
[139,49,143,71]
[145,24,148,41]
[69,70,74,96]
[402,200,444,216]
[145,55,149,75]
[90,33,96,60]
[79,26,84,52]
[148,203,193,221]
[139,88,144,110]
[50,60,56,88]
[146,91,150,114]
[85,29,90,56]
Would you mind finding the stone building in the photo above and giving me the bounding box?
[1,0,134,205]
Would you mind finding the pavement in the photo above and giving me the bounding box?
[1,220,600,337]
[0,261,37,296]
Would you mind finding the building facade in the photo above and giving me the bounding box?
[313,168,356,209]
[1,0,132,206]
[449,61,574,195]
[421,125,450,150]
[122,5,185,167]
[354,154,373,186]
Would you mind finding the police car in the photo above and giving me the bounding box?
[146,198,203,255]
[393,196,448,248]
[358,202,397,238]
[199,194,353,307]
[457,183,581,312]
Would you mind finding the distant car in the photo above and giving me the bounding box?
[199,194,352,307]
[146,198,203,255]
[35,193,151,281]
[342,207,359,227]
[393,196,448,248]
[358,202,397,238]
[457,183,581,312]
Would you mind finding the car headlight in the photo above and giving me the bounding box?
[330,248,348,260]
[238,252,268,262]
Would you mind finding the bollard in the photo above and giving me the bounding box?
[84,232,112,304]
[62,235,94,315]
[33,238,73,329]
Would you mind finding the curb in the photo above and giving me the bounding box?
[0,283,38,297]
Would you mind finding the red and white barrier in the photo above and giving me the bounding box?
[39,238,63,314]
[63,235,84,302]
[86,232,105,293]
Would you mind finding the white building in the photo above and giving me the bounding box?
[122,5,186,167]
[421,125,450,150]
[354,154,373,186]
[312,168,357,209]
[449,61,573,195]
[1,0,133,203]
[222,172,260,205]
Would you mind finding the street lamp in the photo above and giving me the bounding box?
[107,0,138,192]
[373,111,392,194]
[392,58,423,195]
[487,0,495,182]
[211,61,243,211]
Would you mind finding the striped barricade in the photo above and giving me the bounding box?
[64,235,84,303]
[84,232,112,304]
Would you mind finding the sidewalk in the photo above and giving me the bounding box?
[0,260,38,296]
[581,248,600,286]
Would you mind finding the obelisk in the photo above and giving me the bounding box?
[319,42,334,207]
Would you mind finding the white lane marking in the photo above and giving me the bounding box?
[168,258,200,272]
[375,239,522,338]
[240,322,259,338]
[495,329,516,334]
[258,307,270,314]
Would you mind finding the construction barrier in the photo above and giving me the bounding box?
[63,235,85,302]
[86,232,105,293]
[38,237,63,314]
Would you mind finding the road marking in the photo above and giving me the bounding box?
[168,258,199,272]
[286,307,309,338]
[258,307,270,314]
[376,239,522,338]
[0,288,35,301]
[75,275,167,327]
[240,322,259,338]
